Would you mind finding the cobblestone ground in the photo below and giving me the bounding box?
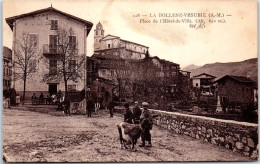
[3,107,252,162]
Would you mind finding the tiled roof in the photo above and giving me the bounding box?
[3,46,12,60]
[193,73,216,79]
[5,7,93,35]
[216,75,255,83]
[228,75,255,83]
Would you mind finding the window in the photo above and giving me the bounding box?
[68,60,76,72]
[50,20,58,30]
[29,34,38,48]
[49,35,58,53]
[101,31,103,35]
[49,60,57,75]
[68,85,76,92]
[108,44,110,48]
[69,36,76,49]
[196,83,198,87]
[96,31,98,35]
[7,80,10,87]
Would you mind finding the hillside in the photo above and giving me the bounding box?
[185,58,258,82]
[182,64,201,71]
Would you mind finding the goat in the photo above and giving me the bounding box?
[117,122,142,151]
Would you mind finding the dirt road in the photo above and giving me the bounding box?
[3,108,252,162]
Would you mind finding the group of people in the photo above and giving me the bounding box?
[124,101,153,147]
[31,92,52,105]
[31,90,71,116]
[55,90,71,116]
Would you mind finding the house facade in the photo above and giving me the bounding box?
[6,7,93,100]
[3,46,12,91]
[215,75,255,106]
[192,73,216,88]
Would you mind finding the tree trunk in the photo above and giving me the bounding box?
[64,78,67,98]
[23,76,26,104]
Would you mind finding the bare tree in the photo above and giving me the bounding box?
[42,27,85,97]
[13,32,40,102]
[108,58,132,102]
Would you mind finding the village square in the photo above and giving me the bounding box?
[2,2,258,163]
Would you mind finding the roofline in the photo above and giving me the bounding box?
[180,70,191,73]
[100,34,120,41]
[121,39,149,48]
[94,47,124,53]
[150,56,180,66]
[5,7,93,35]
[215,75,255,83]
[98,33,149,48]
[193,73,216,78]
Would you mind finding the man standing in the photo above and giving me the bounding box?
[31,93,37,105]
[63,97,71,116]
[133,101,142,124]
[56,90,63,111]
[139,102,153,147]
[124,103,133,124]
[39,92,44,104]
[87,99,94,117]
[107,100,114,117]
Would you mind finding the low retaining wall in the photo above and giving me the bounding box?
[150,109,258,159]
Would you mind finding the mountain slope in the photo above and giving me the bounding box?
[186,58,258,82]
[182,64,201,71]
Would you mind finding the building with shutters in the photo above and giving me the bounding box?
[3,46,12,91]
[6,6,93,100]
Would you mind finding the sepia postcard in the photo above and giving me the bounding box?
[2,0,258,162]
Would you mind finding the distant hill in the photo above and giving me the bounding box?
[185,58,258,82]
[182,64,201,71]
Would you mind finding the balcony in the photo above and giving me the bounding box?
[43,44,79,58]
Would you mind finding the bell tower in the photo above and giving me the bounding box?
[94,22,104,51]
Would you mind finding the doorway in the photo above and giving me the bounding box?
[49,84,57,96]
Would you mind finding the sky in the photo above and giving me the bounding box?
[2,0,257,69]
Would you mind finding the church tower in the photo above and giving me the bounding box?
[94,22,104,51]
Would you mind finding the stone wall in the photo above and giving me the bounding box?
[150,109,258,159]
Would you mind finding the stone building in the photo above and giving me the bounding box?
[90,22,190,103]
[6,7,93,100]
[94,22,149,60]
[3,46,12,91]
[215,75,255,106]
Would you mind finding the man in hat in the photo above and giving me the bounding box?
[139,102,153,147]
[133,101,142,124]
